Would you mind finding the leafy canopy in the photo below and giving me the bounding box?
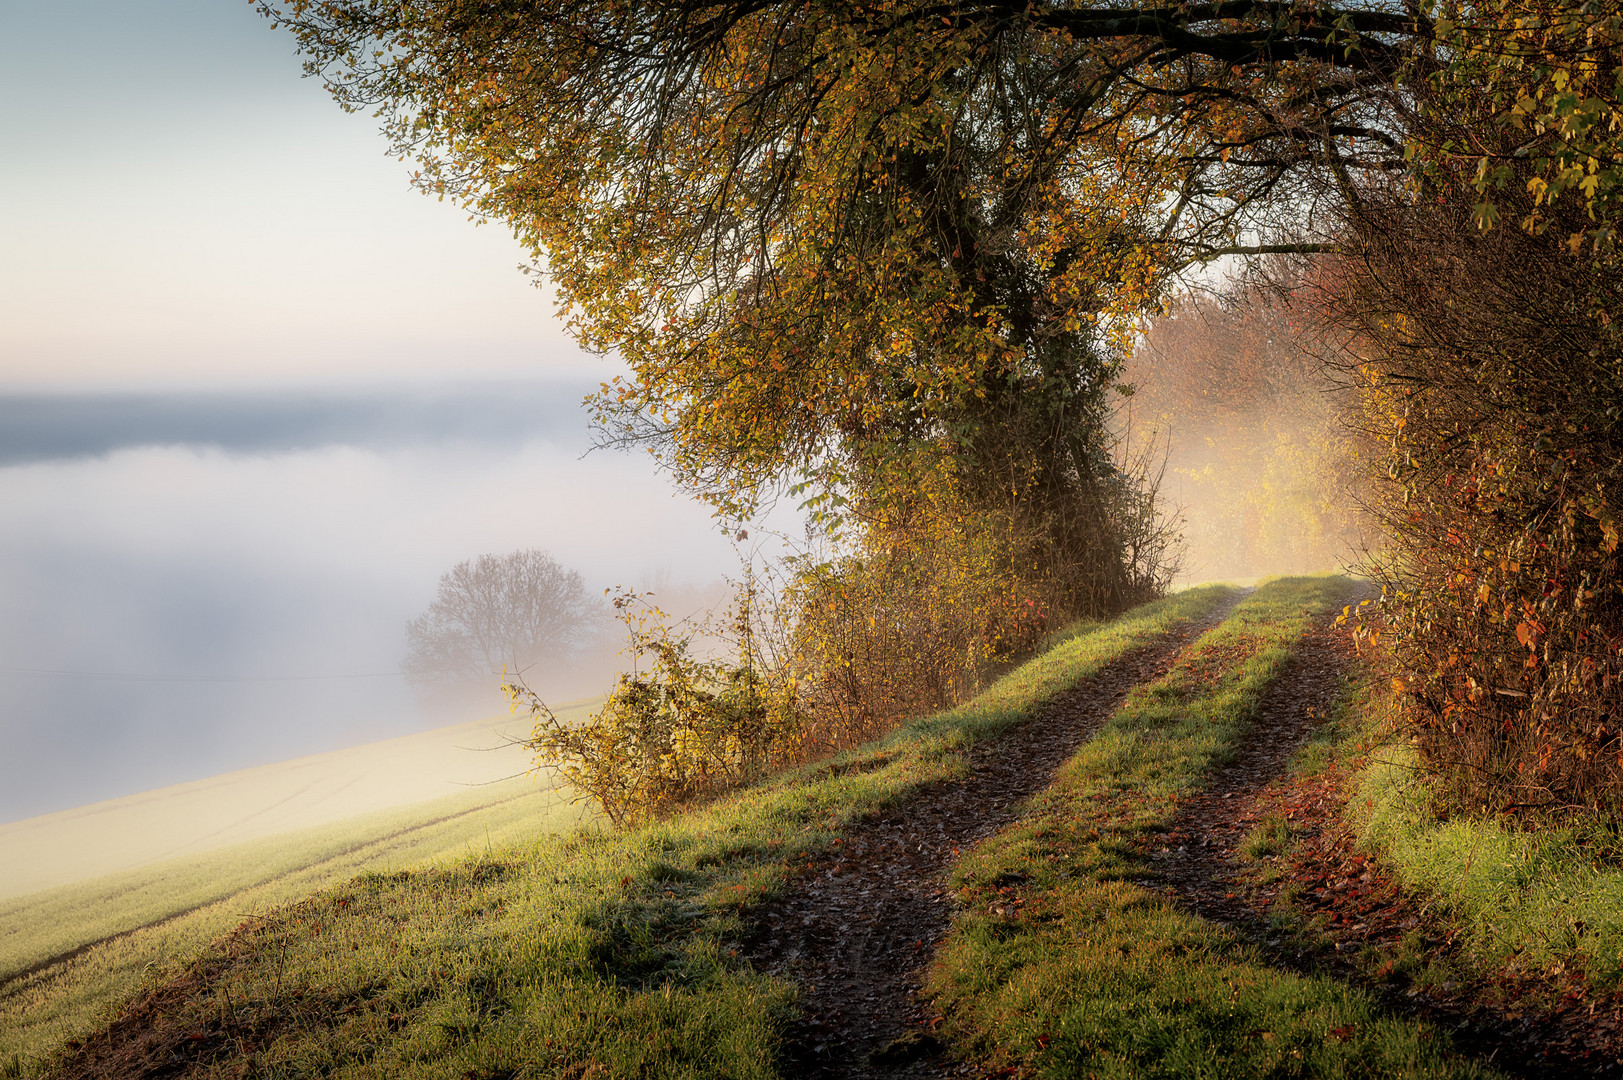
[267,0,1415,515]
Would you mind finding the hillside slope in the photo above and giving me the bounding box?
[0,708,596,1070]
[0,702,595,900]
[14,578,1617,1079]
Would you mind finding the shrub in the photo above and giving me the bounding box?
[786,505,1046,753]
[520,436,1180,826]
[1320,70,1623,817]
[784,432,1177,757]
[514,586,805,827]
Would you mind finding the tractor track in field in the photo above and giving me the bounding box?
[737,593,1246,1079]
[0,791,538,999]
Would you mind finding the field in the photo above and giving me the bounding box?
[0,702,602,901]
[0,704,600,1066]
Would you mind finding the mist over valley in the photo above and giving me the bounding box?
[0,379,744,832]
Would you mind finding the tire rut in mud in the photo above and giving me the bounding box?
[1155,599,1363,928]
[739,596,1244,1079]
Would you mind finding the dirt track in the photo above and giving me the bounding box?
[48,589,1623,1080]
[739,596,1244,1078]
[1156,602,1357,927]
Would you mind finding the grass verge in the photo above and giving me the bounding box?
[15,586,1237,1079]
[1353,695,1623,990]
[925,576,1500,1078]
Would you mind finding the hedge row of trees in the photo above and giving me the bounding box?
[1322,128,1623,817]
[288,0,1623,820]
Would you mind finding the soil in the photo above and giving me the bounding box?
[738,595,1245,1079]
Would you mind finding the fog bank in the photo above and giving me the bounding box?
[0,382,749,824]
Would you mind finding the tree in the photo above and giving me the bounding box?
[404,549,601,699]
[265,0,1411,511]
[276,0,1623,814]
[268,0,1412,622]
[261,0,1623,529]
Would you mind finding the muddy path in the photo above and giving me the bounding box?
[739,595,1245,1079]
[1155,602,1360,928]
[1157,601,1623,1079]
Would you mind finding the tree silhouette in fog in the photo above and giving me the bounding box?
[404,549,601,702]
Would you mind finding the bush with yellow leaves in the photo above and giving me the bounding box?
[512,585,805,827]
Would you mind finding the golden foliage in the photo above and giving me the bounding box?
[1413,0,1623,249]
[266,0,1414,518]
[1323,143,1623,817]
[514,587,804,827]
[787,467,1053,748]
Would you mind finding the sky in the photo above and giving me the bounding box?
[0,1,764,826]
[0,0,579,389]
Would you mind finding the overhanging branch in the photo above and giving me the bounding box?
[1198,242,1342,257]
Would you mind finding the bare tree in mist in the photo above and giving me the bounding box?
[404,549,604,704]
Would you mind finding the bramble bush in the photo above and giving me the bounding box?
[512,584,805,827]
[514,519,1053,826]
[1331,207,1623,816]
[786,485,1047,753]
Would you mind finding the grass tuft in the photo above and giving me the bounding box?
[1239,814,1295,862]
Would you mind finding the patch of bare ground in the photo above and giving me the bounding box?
[1157,603,1623,1079]
[739,595,1244,1079]
[41,921,312,1080]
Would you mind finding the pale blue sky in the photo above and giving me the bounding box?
[0,0,586,388]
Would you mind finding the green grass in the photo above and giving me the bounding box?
[1354,710,1623,990]
[1238,813,1295,862]
[4,585,1236,1079]
[0,777,590,1069]
[924,576,1499,1078]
